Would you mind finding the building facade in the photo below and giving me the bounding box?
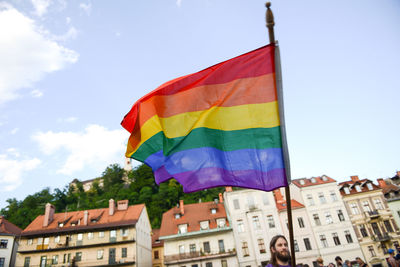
[160,196,238,267]
[378,175,400,229]
[339,175,400,267]
[152,229,164,267]
[223,187,283,267]
[0,216,22,267]
[291,175,364,264]
[16,199,152,267]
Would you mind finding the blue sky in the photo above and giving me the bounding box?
[0,0,399,209]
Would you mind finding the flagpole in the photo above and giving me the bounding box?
[266,3,296,266]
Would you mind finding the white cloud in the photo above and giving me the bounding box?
[30,89,43,98]
[66,16,71,24]
[57,116,77,123]
[32,124,129,175]
[79,2,91,16]
[0,153,41,191]
[10,128,19,135]
[0,3,79,105]
[176,0,183,7]
[31,0,51,17]
[53,26,78,41]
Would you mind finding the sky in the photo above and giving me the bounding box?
[0,0,399,209]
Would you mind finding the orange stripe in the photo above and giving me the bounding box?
[135,73,276,129]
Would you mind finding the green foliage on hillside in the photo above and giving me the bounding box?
[0,163,225,230]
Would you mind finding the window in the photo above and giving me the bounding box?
[332,233,341,245]
[211,208,217,214]
[258,238,266,253]
[97,250,104,259]
[221,260,228,267]
[178,224,188,234]
[374,198,384,210]
[368,245,376,257]
[76,233,82,241]
[175,213,181,219]
[267,215,275,228]
[99,231,104,238]
[320,235,328,248]
[299,179,305,185]
[121,228,129,237]
[367,183,374,190]
[206,263,213,267]
[88,232,94,239]
[311,178,316,183]
[247,195,255,209]
[360,224,368,237]
[237,220,245,232]
[44,237,49,245]
[293,240,299,252]
[27,239,33,245]
[322,175,328,181]
[52,255,58,264]
[38,237,43,244]
[350,203,360,215]
[217,218,226,228]
[384,220,394,232]
[263,194,269,205]
[218,239,225,253]
[344,187,350,194]
[304,238,312,250]
[24,257,31,267]
[252,216,261,230]
[190,244,196,253]
[242,242,249,256]
[330,191,338,201]
[200,221,209,230]
[154,250,159,259]
[298,217,305,228]
[203,241,210,253]
[122,247,127,258]
[362,201,371,212]
[355,185,362,192]
[0,240,7,248]
[337,210,345,221]
[54,236,60,243]
[318,192,326,204]
[75,252,82,261]
[233,199,240,210]
[345,230,353,243]
[325,212,333,224]
[179,245,185,254]
[40,256,46,267]
[313,214,321,226]
[306,194,315,206]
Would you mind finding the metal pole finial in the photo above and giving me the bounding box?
[265,2,275,44]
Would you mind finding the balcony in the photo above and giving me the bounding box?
[164,249,236,264]
[372,233,391,242]
[368,210,380,218]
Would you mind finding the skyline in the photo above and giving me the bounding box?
[0,0,399,209]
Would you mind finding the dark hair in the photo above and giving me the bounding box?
[270,235,289,267]
[335,256,342,262]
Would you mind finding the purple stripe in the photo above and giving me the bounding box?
[154,167,287,192]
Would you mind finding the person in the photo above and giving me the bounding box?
[316,257,325,267]
[356,257,368,267]
[344,260,351,267]
[335,256,348,267]
[388,248,399,267]
[328,263,336,267]
[267,235,291,267]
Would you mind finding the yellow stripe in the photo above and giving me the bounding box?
[128,101,280,155]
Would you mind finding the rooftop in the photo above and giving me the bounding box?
[292,175,336,188]
[0,216,22,235]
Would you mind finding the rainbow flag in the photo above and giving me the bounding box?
[121,44,289,192]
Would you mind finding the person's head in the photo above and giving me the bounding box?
[317,257,324,266]
[335,257,343,265]
[270,235,290,266]
[356,257,364,265]
[345,260,351,267]
[388,248,395,255]
[328,263,336,267]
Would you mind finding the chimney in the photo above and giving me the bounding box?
[377,178,386,188]
[219,193,223,203]
[274,189,285,204]
[180,200,184,215]
[225,186,233,192]
[83,210,89,226]
[351,175,360,182]
[109,199,115,216]
[117,200,129,210]
[43,203,55,227]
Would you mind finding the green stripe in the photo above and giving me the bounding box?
[132,127,282,162]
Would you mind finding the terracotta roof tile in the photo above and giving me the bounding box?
[338,178,380,196]
[292,175,336,187]
[21,203,144,236]
[381,184,400,194]
[159,201,228,237]
[152,229,164,247]
[276,199,304,211]
[0,216,22,235]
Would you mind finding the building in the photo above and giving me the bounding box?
[16,199,152,267]
[273,189,320,266]
[339,175,400,267]
[0,216,22,267]
[152,229,164,267]
[159,195,238,267]
[223,187,283,267]
[378,172,400,229]
[291,175,363,264]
